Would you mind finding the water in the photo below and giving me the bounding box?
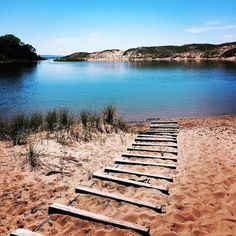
[0,60,236,121]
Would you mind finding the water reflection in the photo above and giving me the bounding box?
[0,62,38,82]
[0,60,235,120]
[128,60,236,71]
[0,62,38,118]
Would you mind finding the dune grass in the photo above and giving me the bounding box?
[0,105,128,145]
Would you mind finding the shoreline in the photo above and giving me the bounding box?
[57,57,236,62]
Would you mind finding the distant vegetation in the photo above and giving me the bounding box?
[58,42,236,61]
[0,34,42,62]
[0,105,128,145]
[57,52,90,61]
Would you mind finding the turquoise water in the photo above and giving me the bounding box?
[0,60,236,121]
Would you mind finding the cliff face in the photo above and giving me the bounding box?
[58,42,236,61]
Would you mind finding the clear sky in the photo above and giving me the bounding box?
[0,0,236,55]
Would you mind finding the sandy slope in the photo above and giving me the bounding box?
[0,116,235,236]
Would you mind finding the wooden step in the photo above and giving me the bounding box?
[150,127,179,134]
[150,125,179,129]
[140,130,178,135]
[122,152,177,161]
[93,172,169,194]
[75,186,163,212]
[49,203,150,235]
[127,147,178,155]
[137,134,177,139]
[10,229,42,236]
[135,138,177,143]
[132,142,178,148]
[150,121,178,124]
[104,167,173,182]
[115,159,177,169]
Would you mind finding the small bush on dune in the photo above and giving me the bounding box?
[0,117,7,140]
[113,117,128,132]
[28,144,40,169]
[102,104,117,125]
[89,111,103,132]
[29,112,43,132]
[80,110,90,128]
[45,109,58,131]
[7,113,29,145]
[59,108,74,128]
[0,105,129,144]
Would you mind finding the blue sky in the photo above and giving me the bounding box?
[0,0,236,55]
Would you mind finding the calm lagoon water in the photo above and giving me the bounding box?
[0,60,236,121]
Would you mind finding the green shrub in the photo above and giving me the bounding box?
[59,108,74,128]
[80,110,90,127]
[102,104,117,125]
[45,109,58,131]
[29,112,43,131]
[7,113,29,145]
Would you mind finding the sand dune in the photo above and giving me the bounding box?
[0,116,235,235]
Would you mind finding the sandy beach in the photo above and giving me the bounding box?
[0,115,236,236]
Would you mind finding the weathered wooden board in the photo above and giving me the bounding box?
[140,130,178,135]
[10,229,42,236]
[150,121,178,124]
[49,203,150,235]
[139,131,178,136]
[135,137,177,143]
[75,186,163,212]
[93,172,169,194]
[150,125,179,129]
[132,142,178,148]
[148,128,179,134]
[104,167,173,181]
[115,159,177,169]
[137,134,177,139]
[122,152,177,161]
[127,147,178,155]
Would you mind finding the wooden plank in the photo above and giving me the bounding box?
[150,126,179,130]
[132,142,178,149]
[139,131,177,136]
[49,203,150,235]
[10,229,42,236]
[137,134,177,139]
[104,167,173,182]
[115,159,176,169]
[93,172,169,194]
[150,121,178,124]
[122,152,177,161]
[135,138,177,143]
[150,123,179,127]
[75,186,163,212]
[150,126,179,133]
[127,147,178,155]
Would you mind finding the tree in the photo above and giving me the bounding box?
[0,34,41,61]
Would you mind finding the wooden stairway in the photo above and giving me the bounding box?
[11,120,179,236]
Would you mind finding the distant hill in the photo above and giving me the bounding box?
[58,42,236,62]
[0,34,43,62]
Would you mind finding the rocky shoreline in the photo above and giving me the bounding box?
[57,42,236,62]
